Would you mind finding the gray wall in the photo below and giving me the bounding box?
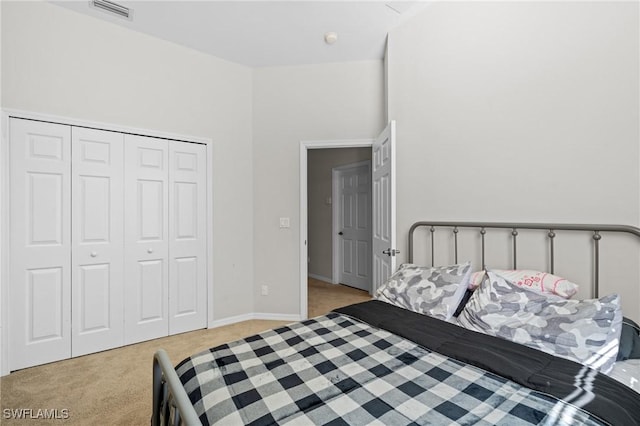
[2,1,255,320]
[387,1,640,320]
[4,1,639,324]
[0,0,3,372]
[253,62,385,315]
[307,148,372,281]
[1,2,385,323]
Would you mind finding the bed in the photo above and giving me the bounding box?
[152,221,640,426]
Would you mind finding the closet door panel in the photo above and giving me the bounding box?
[139,179,165,240]
[71,128,124,357]
[169,142,207,334]
[124,135,169,344]
[9,119,72,370]
[138,259,165,321]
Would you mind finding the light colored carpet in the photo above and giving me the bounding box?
[0,280,370,425]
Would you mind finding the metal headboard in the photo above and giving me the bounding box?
[408,221,640,298]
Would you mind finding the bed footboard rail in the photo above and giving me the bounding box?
[152,349,201,426]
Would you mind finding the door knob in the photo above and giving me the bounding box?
[147,248,153,254]
[90,251,98,257]
[382,248,400,256]
[338,232,343,235]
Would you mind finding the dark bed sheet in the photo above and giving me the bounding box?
[335,300,640,426]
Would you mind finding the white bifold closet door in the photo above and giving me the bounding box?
[9,119,208,370]
[71,128,124,357]
[9,119,72,370]
[124,135,170,344]
[168,141,207,335]
[123,135,207,344]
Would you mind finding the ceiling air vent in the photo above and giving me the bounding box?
[90,0,133,20]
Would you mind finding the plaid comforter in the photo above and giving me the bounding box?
[176,312,607,425]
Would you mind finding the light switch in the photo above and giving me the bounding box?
[325,197,332,205]
[279,217,290,228]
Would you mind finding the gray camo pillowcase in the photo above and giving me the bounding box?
[457,270,622,373]
[374,262,472,321]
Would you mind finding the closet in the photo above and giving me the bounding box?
[8,118,208,370]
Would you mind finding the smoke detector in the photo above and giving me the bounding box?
[324,32,338,45]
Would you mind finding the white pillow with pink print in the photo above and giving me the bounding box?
[468,269,579,299]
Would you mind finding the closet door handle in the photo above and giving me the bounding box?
[90,251,98,258]
[147,248,154,254]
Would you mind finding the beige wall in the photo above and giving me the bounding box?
[308,148,372,281]
[387,1,640,320]
[1,1,255,320]
[253,61,384,315]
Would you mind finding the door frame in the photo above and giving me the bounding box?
[300,139,373,320]
[0,109,214,376]
[332,160,372,290]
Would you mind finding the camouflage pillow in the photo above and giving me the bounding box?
[374,262,472,321]
[457,270,622,373]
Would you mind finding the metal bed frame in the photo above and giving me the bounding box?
[409,221,640,298]
[152,349,200,426]
[153,220,640,426]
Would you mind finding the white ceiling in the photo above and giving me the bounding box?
[51,1,430,67]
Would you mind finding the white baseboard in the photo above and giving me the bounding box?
[208,313,255,329]
[308,273,335,284]
[252,313,301,322]
[208,312,301,329]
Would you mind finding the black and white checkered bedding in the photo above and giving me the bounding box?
[176,312,609,425]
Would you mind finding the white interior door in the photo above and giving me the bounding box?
[168,141,207,334]
[337,162,372,292]
[71,128,124,356]
[123,135,169,344]
[9,118,72,370]
[372,121,397,292]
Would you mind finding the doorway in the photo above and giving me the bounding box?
[307,149,372,292]
[300,122,396,320]
[300,140,372,320]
